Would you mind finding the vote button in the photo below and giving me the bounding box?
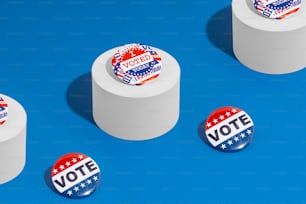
[253,0,301,19]
[112,43,162,85]
[51,153,101,198]
[204,106,255,152]
[0,97,8,126]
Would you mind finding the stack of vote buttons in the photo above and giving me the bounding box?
[0,97,8,125]
[112,43,162,85]
[204,106,255,153]
[51,153,101,199]
[253,0,302,19]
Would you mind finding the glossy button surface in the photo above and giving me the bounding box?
[112,43,162,85]
[204,106,255,153]
[51,153,101,198]
[253,0,301,19]
[0,97,8,125]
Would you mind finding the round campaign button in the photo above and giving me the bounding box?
[51,153,101,199]
[204,106,255,153]
[253,0,301,19]
[112,43,162,85]
[0,97,8,125]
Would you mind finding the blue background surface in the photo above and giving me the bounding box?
[1,0,306,203]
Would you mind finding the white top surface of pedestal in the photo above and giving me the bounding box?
[92,47,180,98]
[233,0,306,32]
[0,94,27,142]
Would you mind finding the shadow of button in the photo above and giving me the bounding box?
[44,166,57,194]
[198,120,212,148]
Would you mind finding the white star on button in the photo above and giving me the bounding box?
[240,133,246,138]
[221,144,226,150]
[227,140,233,145]
[87,179,92,184]
[93,176,98,181]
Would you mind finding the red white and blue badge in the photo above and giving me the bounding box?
[51,153,101,199]
[112,43,162,85]
[204,107,255,153]
[0,97,8,125]
[253,0,301,19]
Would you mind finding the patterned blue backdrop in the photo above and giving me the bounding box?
[1,0,306,203]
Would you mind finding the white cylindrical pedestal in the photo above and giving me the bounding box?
[0,94,27,184]
[232,0,306,74]
[92,46,180,141]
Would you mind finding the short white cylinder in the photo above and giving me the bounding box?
[92,46,180,140]
[232,0,306,74]
[0,94,27,184]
